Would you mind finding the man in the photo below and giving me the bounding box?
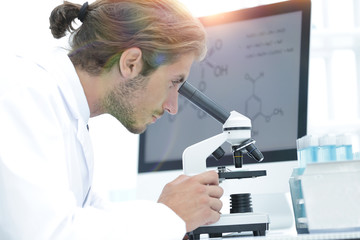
[0,0,223,239]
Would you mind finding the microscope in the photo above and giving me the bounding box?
[178,82,269,239]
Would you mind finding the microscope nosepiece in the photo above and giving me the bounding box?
[232,138,264,166]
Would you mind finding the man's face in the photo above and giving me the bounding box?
[103,53,195,134]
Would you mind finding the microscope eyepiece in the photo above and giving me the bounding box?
[178,81,230,124]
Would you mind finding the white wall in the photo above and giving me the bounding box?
[0,0,63,55]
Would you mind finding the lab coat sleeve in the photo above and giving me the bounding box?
[0,62,186,240]
[87,191,187,239]
[0,78,78,239]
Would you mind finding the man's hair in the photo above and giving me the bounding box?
[49,0,207,76]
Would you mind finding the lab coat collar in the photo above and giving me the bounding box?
[58,48,90,125]
[42,47,90,126]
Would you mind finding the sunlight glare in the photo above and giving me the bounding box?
[178,0,257,17]
[179,0,287,17]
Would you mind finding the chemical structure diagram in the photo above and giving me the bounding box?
[201,39,228,79]
[167,39,228,123]
[244,72,284,136]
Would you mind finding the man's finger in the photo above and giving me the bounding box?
[193,170,219,185]
[209,198,223,212]
[207,185,224,198]
[204,209,221,225]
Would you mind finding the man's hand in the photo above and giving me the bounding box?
[157,170,224,232]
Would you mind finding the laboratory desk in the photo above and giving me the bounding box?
[198,229,360,240]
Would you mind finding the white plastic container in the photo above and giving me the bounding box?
[301,160,360,233]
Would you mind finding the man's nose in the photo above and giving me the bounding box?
[163,88,179,115]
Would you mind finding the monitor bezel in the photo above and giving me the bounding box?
[138,0,311,173]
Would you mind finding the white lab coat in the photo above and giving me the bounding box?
[0,49,186,240]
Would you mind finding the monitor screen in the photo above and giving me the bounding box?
[138,0,310,173]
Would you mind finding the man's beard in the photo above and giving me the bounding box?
[102,74,150,134]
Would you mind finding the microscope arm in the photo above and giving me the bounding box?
[178,81,263,176]
[182,132,228,175]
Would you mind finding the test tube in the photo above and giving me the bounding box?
[296,135,319,168]
[336,134,354,161]
[318,134,337,162]
[353,133,360,160]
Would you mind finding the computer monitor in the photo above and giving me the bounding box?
[138,0,311,173]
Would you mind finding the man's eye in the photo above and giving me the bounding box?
[171,77,184,88]
[170,81,179,88]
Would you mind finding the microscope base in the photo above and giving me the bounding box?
[188,213,269,240]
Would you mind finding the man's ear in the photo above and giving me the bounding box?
[119,47,143,79]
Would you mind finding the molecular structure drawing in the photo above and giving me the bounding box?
[201,39,228,79]
[167,39,229,123]
[244,72,283,135]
